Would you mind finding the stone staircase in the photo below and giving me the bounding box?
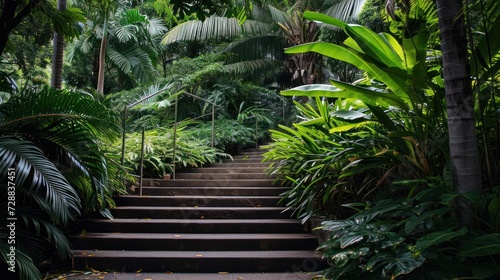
[68,147,325,273]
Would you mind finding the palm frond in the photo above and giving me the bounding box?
[224,59,283,75]
[162,17,271,45]
[323,0,368,23]
[268,5,293,27]
[223,35,287,62]
[147,18,169,37]
[0,243,41,280]
[0,137,81,225]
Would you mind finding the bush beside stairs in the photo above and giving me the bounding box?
[67,147,326,273]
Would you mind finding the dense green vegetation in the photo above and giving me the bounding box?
[0,0,499,279]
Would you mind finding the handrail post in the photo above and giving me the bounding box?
[120,106,127,165]
[211,103,215,148]
[255,117,259,148]
[139,127,145,196]
[172,95,178,180]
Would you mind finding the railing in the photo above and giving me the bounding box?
[121,88,217,196]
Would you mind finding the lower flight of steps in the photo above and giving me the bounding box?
[65,147,327,273]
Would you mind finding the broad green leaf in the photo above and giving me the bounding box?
[284,42,410,102]
[459,233,500,257]
[303,11,347,29]
[343,24,403,68]
[329,121,378,133]
[415,227,468,253]
[330,80,408,108]
[331,110,371,121]
[381,252,425,278]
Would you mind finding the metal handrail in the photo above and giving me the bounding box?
[121,88,218,194]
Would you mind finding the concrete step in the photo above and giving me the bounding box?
[178,167,268,174]
[141,186,287,196]
[114,195,282,207]
[77,218,306,233]
[207,162,270,168]
[70,233,318,251]
[63,146,327,274]
[144,179,276,188]
[110,206,291,219]
[70,250,326,272]
[222,158,264,163]
[174,173,275,179]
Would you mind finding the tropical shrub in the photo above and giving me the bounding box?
[264,5,448,222]
[320,178,500,280]
[117,121,230,178]
[264,3,500,279]
[0,86,123,279]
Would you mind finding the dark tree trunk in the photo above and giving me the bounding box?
[436,0,482,226]
[0,0,42,56]
[51,0,67,89]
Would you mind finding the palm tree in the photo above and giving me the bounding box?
[67,6,168,93]
[0,0,82,57]
[0,86,122,279]
[51,0,67,89]
[436,0,482,225]
[162,0,367,87]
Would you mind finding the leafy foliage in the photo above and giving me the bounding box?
[0,86,123,279]
[265,3,500,279]
[116,122,229,178]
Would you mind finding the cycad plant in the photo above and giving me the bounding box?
[0,86,122,279]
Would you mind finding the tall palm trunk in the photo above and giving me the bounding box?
[50,0,66,89]
[97,12,109,94]
[436,0,482,226]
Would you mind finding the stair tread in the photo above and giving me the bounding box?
[117,195,282,199]
[82,218,301,224]
[73,233,316,239]
[72,250,322,258]
[114,206,287,210]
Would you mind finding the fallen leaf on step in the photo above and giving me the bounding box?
[194,205,199,208]
[218,272,229,274]
[135,268,142,273]
[237,277,245,280]
[195,254,203,257]
[200,216,205,219]
[174,235,183,238]
[79,230,86,237]
[90,267,99,273]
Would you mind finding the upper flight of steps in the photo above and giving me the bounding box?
[68,147,326,273]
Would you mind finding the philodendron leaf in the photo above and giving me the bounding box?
[415,228,467,253]
[382,252,425,278]
[459,233,500,257]
[331,110,371,121]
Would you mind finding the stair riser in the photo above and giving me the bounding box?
[174,173,275,179]
[78,221,305,234]
[110,208,290,219]
[141,187,286,196]
[144,179,276,188]
[71,256,326,273]
[71,238,318,251]
[207,163,270,168]
[222,159,264,163]
[114,196,281,207]
[178,168,268,173]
